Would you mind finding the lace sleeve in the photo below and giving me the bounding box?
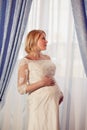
[17,59,29,94]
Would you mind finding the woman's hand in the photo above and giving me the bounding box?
[42,76,55,86]
[59,95,64,105]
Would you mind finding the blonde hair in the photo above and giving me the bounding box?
[25,29,46,55]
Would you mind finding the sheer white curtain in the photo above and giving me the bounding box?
[0,0,87,130]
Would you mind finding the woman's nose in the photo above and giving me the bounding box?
[46,40,48,43]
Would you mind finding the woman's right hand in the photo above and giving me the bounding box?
[42,76,55,86]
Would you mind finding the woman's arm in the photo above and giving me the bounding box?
[18,59,55,95]
[26,76,55,94]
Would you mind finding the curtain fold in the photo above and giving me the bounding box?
[0,0,32,105]
[0,0,87,130]
[71,0,87,76]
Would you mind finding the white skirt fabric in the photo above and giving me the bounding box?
[27,86,61,130]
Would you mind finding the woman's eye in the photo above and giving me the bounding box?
[42,37,45,40]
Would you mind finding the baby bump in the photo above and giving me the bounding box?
[29,85,58,96]
[27,85,61,105]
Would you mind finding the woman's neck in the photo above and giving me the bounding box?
[26,52,42,60]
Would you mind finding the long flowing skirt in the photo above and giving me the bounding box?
[27,86,61,130]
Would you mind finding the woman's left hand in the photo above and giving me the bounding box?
[59,95,64,105]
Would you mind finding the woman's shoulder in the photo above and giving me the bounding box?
[18,57,28,66]
[42,54,51,60]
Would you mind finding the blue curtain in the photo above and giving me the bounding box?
[71,0,87,76]
[0,0,32,103]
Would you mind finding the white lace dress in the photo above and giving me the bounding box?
[18,58,63,130]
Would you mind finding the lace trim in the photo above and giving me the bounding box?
[17,84,27,94]
[19,58,28,66]
[18,58,29,94]
[18,69,29,84]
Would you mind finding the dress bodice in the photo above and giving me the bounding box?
[26,59,56,84]
[18,57,63,99]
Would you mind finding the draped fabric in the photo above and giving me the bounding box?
[0,0,32,105]
[0,0,87,130]
[71,0,87,76]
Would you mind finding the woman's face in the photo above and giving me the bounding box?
[37,33,48,51]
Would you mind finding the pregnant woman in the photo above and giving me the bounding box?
[17,29,63,130]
